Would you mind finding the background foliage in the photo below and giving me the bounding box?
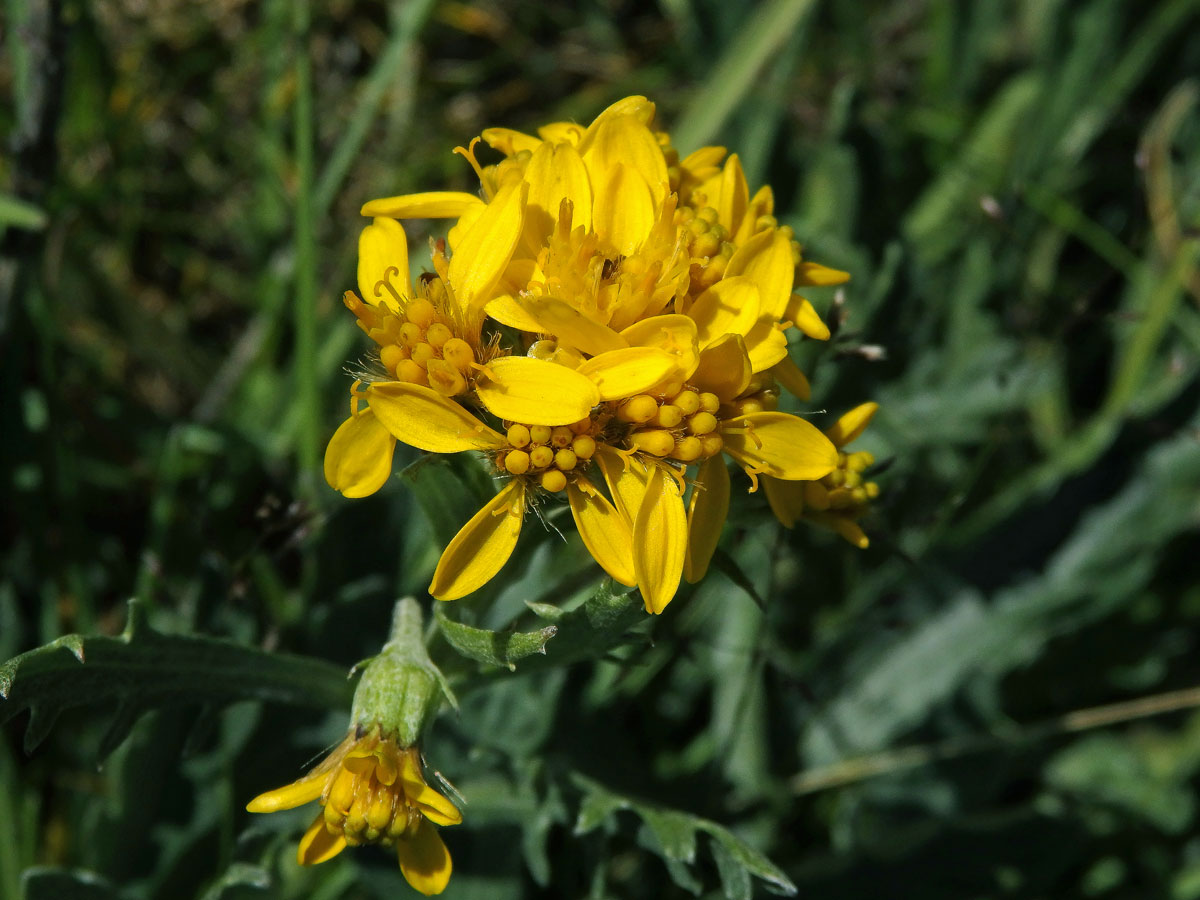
[4,0,1200,897]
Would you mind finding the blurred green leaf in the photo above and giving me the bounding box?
[0,193,48,231]
[198,863,270,900]
[21,868,119,900]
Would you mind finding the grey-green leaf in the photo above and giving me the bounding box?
[435,607,557,670]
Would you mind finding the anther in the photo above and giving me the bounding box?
[618,395,658,424]
[442,338,475,372]
[687,412,717,435]
[630,430,674,457]
[406,298,437,328]
[653,405,683,428]
[425,323,452,348]
[504,450,531,475]
[672,436,702,462]
[571,436,596,459]
[506,424,531,448]
[540,470,567,493]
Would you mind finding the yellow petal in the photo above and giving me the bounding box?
[523,140,593,237]
[762,475,804,528]
[680,145,727,177]
[717,153,749,238]
[481,126,542,155]
[721,412,838,481]
[429,480,525,601]
[576,347,678,400]
[361,191,484,220]
[785,295,831,341]
[447,201,483,251]
[744,320,790,372]
[796,260,850,286]
[297,814,347,866]
[475,356,600,425]
[825,402,879,448]
[581,96,656,141]
[687,276,761,348]
[485,294,544,332]
[358,217,411,307]
[396,820,453,896]
[323,410,397,498]
[368,382,506,453]
[619,314,699,381]
[591,163,655,256]
[633,466,687,614]
[684,455,730,584]
[583,113,668,206]
[448,181,527,310]
[725,229,795,319]
[831,517,870,549]
[593,445,650,524]
[513,295,626,356]
[536,121,586,144]
[567,477,636,586]
[395,752,463,826]
[749,183,774,217]
[771,356,812,402]
[245,776,325,813]
[690,333,752,401]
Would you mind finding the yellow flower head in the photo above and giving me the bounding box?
[328,95,873,614]
[247,726,461,895]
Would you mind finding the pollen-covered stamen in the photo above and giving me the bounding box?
[676,205,736,294]
[805,450,880,514]
[494,416,602,492]
[621,386,725,464]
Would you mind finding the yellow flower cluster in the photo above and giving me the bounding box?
[247,726,461,894]
[324,96,882,614]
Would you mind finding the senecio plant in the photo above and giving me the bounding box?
[252,96,882,894]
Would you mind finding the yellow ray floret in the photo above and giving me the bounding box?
[430,479,527,601]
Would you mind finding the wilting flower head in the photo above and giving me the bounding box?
[247,726,461,894]
[326,96,880,613]
[247,600,459,894]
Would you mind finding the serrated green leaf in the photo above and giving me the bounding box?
[709,835,753,900]
[517,581,646,670]
[0,601,352,755]
[435,607,557,670]
[571,774,795,897]
[699,824,797,897]
[639,808,697,862]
